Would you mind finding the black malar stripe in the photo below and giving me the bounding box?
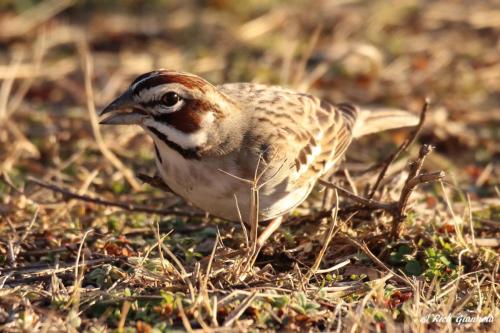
[154,143,163,164]
[147,126,201,160]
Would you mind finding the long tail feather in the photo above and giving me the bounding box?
[352,108,419,138]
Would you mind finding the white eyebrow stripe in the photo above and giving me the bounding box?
[131,70,208,93]
[136,83,200,104]
[131,73,158,91]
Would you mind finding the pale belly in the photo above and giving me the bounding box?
[153,140,313,222]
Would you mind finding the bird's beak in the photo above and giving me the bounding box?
[99,90,146,125]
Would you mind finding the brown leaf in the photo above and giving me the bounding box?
[136,320,152,333]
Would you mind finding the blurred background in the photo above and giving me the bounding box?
[0,0,498,199]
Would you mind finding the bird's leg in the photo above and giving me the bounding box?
[246,216,284,269]
[256,216,283,249]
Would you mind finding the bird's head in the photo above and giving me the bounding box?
[100,70,242,156]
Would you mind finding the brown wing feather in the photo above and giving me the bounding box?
[218,83,359,189]
[291,99,359,186]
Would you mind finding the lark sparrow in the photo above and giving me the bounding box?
[100,69,418,245]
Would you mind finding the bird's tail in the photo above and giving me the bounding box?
[352,108,420,138]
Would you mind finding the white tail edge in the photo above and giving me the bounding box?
[352,108,420,138]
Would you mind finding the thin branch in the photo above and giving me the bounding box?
[71,228,93,309]
[318,180,395,212]
[222,291,258,327]
[176,298,194,333]
[368,98,430,198]
[319,143,445,240]
[26,176,203,217]
[391,144,445,238]
[346,237,415,288]
[234,194,249,249]
[307,189,340,278]
[78,38,141,190]
[315,259,351,274]
[3,258,117,285]
[153,220,171,279]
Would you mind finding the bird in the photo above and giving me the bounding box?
[99,69,419,250]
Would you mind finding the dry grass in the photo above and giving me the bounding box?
[0,0,499,332]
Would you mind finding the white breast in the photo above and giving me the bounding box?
[152,139,313,222]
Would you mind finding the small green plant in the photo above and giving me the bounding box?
[293,293,320,314]
[423,247,457,281]
[389,244,422,276]
[110,180,127,194]
[271,296,289,309]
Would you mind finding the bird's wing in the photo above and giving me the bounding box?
[219,83,359,188]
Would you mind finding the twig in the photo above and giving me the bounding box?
[466,194,477,251]
[346,237,415,288]
[0,0,76,39]
[221,154,289,272]
[316,259,351,274]
[26,176,203,217]
[0,50,23,120]
[0,171,24,194]
[71,229,93,309]
[153,220,171,279]
[203,233,219,290]
[159,242,196,301]
[4,207,39,267]
[307,189,339,278]
[118,301,131,333]
[222,290,258,327]
[1,257,116,274]
[198,234,220,328]
[234,194,249,249]
[78,38,141,190]
[368,98,430,199]
[473,238,500,247]
[390,144,445,238]
[18,244,79,257]
[318,180,394,212]
[2,258,117,286]
[176,298,194,333]
[319,144,445,239]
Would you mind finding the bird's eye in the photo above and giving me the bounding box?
[162,92,180,107]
